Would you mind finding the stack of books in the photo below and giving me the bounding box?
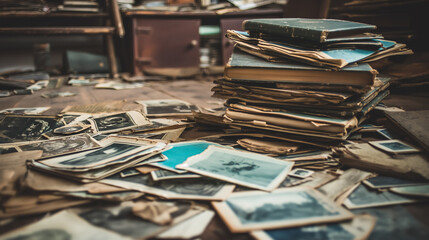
[213,18,412,141]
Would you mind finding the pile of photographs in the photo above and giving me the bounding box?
[1,20,429,240]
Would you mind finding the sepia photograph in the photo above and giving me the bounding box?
[101,172,235,200]
[177,145,294,191]
[90,111,151,134]
[369,139,420,154]
[136,99,200,117]
[212,187,353,232]
[17,134,101,159]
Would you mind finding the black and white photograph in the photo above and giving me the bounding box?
[151,169,201,181]
[377,128,394,140]
[75,201,200,240]
[101,172,235,200]
[53,124,90,135]
[16,134,101,159]
[288,168,314,179]
[363,175,426,189]
[0,210,130,240]
[136,99,200,117]
[90,111,151,134]
[343,184,419,209]
[369,139,420,154]
[0,115,65,144]
[177,145,294,191]
[212,188,353,232]
[251,214,376,240]
[0,107,50,115]
[39,139,155,169]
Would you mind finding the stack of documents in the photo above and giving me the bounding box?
[213,18,410,140]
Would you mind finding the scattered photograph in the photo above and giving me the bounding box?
[0,107,50,115]
[95,81,144,90]
[16,134,101,159]
[0,210,130,240]
[75,201,200,239]
[150,141,223,173]
[177,145,294,191]
[251,214,376,240]
[120,168,141,178]
[41,91,77,98]
[131,118,188,133]
[0,114,65,144]
[40,139,156,169]
[0,146,19,154]
[212,187,353,233]
[363,175,426,189]
[369,139,420,154]
[53,124,90,135]
[0,90,11,97]
[390,185,429,198]
[101,172,235,200]
[288,168,314,179]
[136,99,200,117]
[343,184,419,209]
[151,169,201,181]
[90,111,151,134]
[376,128,394,140]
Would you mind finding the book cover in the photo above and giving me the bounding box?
[225,48,377,87]
[243,18,377,43]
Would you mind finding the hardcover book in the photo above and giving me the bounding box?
[243,18,378,44]
[224,48,377,87]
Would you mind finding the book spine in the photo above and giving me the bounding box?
[243,20,325,43]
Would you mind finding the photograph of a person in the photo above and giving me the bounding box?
[212,188,353,233]
[0,115,65,143]
[177,145,293,191]
[17,134,101,159]
[90,111,150,134]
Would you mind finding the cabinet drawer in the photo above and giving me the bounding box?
[133,18,200,72]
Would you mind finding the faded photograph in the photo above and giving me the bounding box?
[18,134,100,158]
[57,143,141,167]
[184,148,290,189]
[0,115,64,143]
[94,113,135,132]
[226,191,339,225]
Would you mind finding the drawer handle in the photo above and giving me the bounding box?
[136,27,151,34]
[190,39,198,47]
[136,58,152,64]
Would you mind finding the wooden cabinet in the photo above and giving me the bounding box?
[132,18,201,76]
[124,9,283,76]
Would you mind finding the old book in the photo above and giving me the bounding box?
[224,48,377,87]
[242,18,378,44]
[384,110,429,153]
